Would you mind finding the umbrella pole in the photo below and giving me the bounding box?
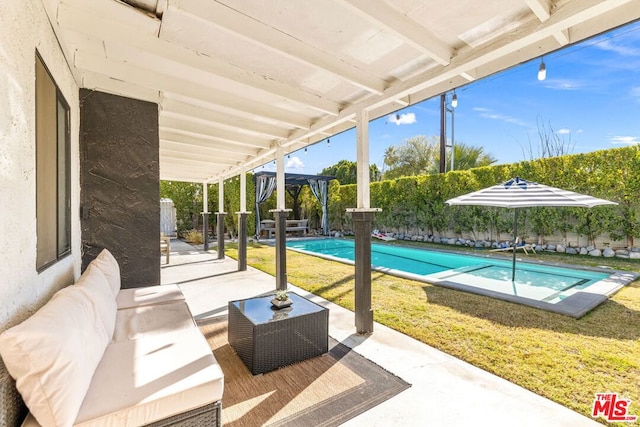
[512,209,518,282]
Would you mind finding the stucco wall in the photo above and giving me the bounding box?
[0,0,81,330]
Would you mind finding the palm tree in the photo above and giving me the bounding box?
[383,136,496,178]
[450,143,498,170]
[383,135,439,179]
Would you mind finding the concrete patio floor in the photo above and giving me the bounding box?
[162,239,601,426]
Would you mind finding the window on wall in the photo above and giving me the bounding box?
[36,52,71,271]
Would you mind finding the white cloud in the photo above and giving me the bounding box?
[557,128,571,135]
[286,156,305,170]
[387,112,416,125]
[609,135,640,145]
[543,78,583,91]
[595,39,640,57]
[474,107,528,127]
[576,129,584,134]
[632,86,640,98]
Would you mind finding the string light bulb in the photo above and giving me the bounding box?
[327,138,331,147]
[451,91,458,108]
[537,57,546,81]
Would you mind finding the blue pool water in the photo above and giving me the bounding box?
[286,238,613,304]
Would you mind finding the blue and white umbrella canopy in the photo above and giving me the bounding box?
[446,177,617,208]
[446,177,617,281]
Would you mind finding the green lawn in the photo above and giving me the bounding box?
[225,242,640,425]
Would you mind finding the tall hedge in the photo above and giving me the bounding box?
[328,146,640,247]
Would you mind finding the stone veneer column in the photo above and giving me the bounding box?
[80,89,159,288]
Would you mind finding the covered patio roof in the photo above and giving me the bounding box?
[42,0,640,183]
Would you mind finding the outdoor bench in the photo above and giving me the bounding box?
[261,219,308,238]
[0,249,223,427]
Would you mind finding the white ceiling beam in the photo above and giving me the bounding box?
[159,131,258,155]
[160,99,290,140]
[160,140,251,159]
[80,70,161,103]
[160,116,272,149]
[525,0,571,46]
[525,0,551,21]
[73,51,311,130]
[336,0,452,65]
[160,128,273,155]
[58,0,161,36]
[168,0,386,95]
[161,158,233,170]
[160,149,240,165]
[57,2,340,115]
[159,132,259,156]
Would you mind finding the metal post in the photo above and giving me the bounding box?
[450,103,455,172]
[439,94,446,173]
[512,209,518,282]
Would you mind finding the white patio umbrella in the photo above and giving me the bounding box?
[445,177,617,281]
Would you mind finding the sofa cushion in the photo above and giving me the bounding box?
[74,328,224,426]
[112,301,196,343]
[0,286,111,427]
[115,284,185,310]
[90,249,121,297]
[75,263,117,340]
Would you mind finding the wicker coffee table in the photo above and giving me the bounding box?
[228,292,329,375]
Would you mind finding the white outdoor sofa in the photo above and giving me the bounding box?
[0,249,223,427]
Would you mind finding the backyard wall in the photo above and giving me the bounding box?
[80,90,160,288]
[0,0,81,330]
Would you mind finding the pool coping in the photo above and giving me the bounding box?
[284,238,639,318]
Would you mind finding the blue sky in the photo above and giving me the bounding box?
[258,20,640,175]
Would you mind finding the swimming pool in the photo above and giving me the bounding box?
[285,238,634,317]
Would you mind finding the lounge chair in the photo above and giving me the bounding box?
[372,230,396,241]
[490,238,535,254]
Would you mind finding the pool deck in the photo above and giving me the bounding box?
[164,239,603,426]
[285,238,638,318]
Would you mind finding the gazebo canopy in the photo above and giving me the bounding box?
[254,172,335,236]
[253,171,336,187]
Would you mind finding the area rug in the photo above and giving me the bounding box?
[199,317,411,427]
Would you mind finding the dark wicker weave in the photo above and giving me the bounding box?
[144,401,221,427]
[0,358,27,427]
[228,293,329,375]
